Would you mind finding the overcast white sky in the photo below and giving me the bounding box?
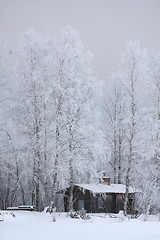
[0,0,160,79]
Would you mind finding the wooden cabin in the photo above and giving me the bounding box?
[60,177,137,213]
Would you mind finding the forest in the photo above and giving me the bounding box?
[0,26,160,221]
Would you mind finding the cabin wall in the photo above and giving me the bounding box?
[95,193,123,213]
[116,194,124,213]
[64,186,134,214]
[64,186,91,212]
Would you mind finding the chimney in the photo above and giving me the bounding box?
[99,173,111,185]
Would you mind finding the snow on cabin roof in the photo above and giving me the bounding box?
[75,183,136,194]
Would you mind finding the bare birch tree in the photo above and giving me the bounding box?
[15,29,53,211]
[104,81,126,184]
[119,41,142,215]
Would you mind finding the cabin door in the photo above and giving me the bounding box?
[78,199,84,210]
[111,194,116,213]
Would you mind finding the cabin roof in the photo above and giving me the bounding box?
[75,183,137,194]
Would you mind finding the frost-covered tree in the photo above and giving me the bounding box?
[0,37,16,209]
[141,52,160,218]
[105,41,146,215]
[15,29,54,211]
[51,26,100,211]
[103,79,126,184]
[119,41,143,215]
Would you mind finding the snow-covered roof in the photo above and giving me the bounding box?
[75,183,137,194]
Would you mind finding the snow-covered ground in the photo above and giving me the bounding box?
[0,211,160,240]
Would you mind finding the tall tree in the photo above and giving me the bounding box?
[15,29,53,211]
[104,80,126,184]
[144,52,160,218]
[118,41,143,215]
[51,26,97,212]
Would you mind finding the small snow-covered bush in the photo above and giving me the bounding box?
[68,210,91,220]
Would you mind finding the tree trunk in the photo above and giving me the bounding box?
[68,124,74,212]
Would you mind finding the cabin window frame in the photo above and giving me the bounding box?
[77,199,85,210]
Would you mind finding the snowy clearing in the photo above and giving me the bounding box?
[0,211,160,240]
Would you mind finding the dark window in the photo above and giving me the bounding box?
[78,199,84,210]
